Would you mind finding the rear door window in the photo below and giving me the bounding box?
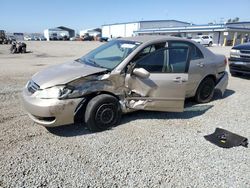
[168,41,204,60]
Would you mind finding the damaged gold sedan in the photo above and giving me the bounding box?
[22,36,228,131]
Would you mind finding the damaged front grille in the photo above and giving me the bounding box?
[27,80,40,94]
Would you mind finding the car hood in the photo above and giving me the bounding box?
[32,61,107,89]
[233,42,250,50]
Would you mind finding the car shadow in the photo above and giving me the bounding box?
[121,102,213,124]
[213,89,235,100]
[46,123,92,137]
[47,89,235,137]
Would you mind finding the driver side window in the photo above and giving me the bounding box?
[133,42,166,62]
[135,49,165,72]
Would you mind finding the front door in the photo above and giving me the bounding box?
[125,47,190,112]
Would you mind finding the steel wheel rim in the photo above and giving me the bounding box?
[95,104,115,125]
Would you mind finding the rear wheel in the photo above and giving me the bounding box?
[208,42,213,47]
[85,94,121,132]
[195,77,215,103]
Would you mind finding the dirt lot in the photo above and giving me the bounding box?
[0,41,249,187]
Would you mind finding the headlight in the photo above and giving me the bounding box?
[33,76,98,99]
[230,49,240,58]
[34,85,86,99]
[34,86,65,99]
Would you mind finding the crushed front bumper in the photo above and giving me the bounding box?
[21,89,82,127]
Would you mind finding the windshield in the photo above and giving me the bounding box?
[79,40,141,70]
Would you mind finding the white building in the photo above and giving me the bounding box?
[102,20,190,38]
[102,20,250,46]
[44,26,75,41]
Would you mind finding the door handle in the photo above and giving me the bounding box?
[173,77,187,83]
[197,62,205,67]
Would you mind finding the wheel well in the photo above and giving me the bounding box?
[194,75,216,95]
[74,91,119,124]
[205,75,216,83]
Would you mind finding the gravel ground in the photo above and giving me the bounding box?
[0,42,249,188]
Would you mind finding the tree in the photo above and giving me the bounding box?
[232,17,240,23]
[227,17,240,23]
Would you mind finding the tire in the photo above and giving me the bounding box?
[85,94,121,132]
[208,42,213,47]
[195,77,215,103]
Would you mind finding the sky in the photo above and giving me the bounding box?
[1,0,250,33]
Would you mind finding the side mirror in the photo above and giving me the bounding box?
[132,68,150,79]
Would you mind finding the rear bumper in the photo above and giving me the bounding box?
[215,72,229,96]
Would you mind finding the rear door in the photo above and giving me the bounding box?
[125,46,190,112]
[168,41,205,97]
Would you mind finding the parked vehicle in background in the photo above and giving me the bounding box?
[70,36,81,41]
[0,30,7,44]
[49,31,69,41]
[24,35,46,41]
[6,35,16,44]
[99,37,109,42]
[0,31,16,44]
[10,42,26,54]
[24,36,32,41]
[58,36,69,41]
[80,28,101,40]
[34,36,40,41]
[22,36,228,132]
[229,42,250,76]
[81,33,94,41]
[192,35,213,46]
[39,36,47,41]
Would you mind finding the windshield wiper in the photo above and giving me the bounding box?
[75,58,83,63]
[86,58,107,69]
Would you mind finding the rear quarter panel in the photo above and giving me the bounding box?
[186,43,226,97]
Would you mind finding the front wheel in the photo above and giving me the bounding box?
[85,94,121,132]
[195,77,215,103]
[208,42,213,47]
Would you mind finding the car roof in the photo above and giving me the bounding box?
[119,36,189,43]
